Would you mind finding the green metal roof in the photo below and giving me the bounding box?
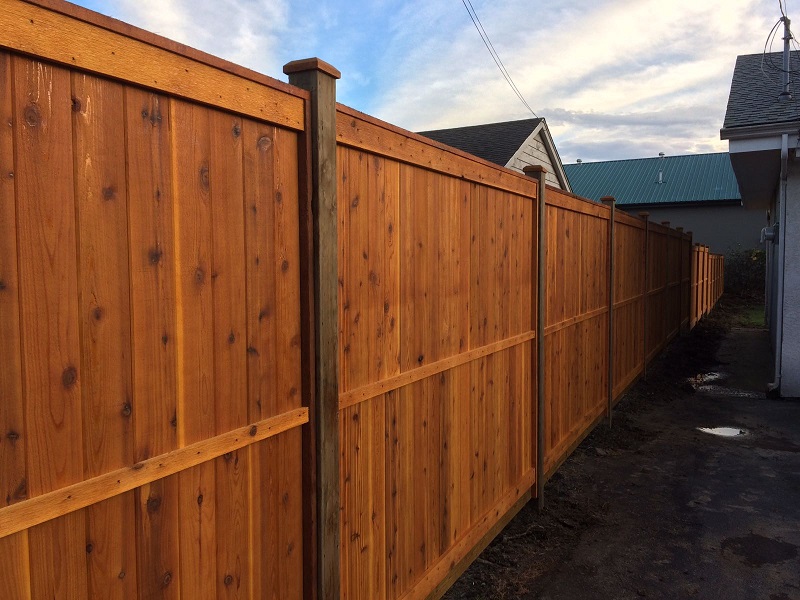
[563,152,741,206]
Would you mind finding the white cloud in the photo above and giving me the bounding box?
[370,0,778,162]
[76,0,783,163]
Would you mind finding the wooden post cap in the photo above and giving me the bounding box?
[523,165,547,176]
[283,58,341,79]
[600,196,615,204]
[638,212,650,219]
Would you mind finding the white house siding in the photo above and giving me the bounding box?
[618,204,763,256]
[505,131,562,188]
[779,161,800,396]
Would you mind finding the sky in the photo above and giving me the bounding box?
[74,0,784,163]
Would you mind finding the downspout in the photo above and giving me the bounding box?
[768,132,789,393]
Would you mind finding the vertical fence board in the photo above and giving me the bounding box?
[13,56,87,599]
[273,127,303,413]
[340,399,386,599]
[210,110,247,432]
[0,51,26,512]
[126,88,178,462]
[0,531,30,599]
[72,71,138,600]
[172,98,218,600]
[135,475,181,598]
[243,120,278,421]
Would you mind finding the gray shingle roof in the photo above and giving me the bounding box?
[563,153,741,206]
[417,118,542,167]
[723,51,800,130]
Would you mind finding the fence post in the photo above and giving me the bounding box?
[524,165,547,512]
[639,212,650,380]
[601,197,615,426]
[284,57,341,600]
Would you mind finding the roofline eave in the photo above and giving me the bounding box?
[720,120,800,141]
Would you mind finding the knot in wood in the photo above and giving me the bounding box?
[24,104,41,128]
[146,495,162,513]
[199,164,210,190]
[61,366,78,389]
[257,135,272,151]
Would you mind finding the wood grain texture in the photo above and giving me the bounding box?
[126,87,179,462]
[336,106,538,198]
[0,1,305,130]
[0,531,31,599]
[0,51,26,510]
[0,408,308,538]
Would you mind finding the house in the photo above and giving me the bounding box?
[721,48,800,397]
[563,153,755,255]
[418,118,572,191]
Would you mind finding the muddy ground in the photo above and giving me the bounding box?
[445,297,800,600]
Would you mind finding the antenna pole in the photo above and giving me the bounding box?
[782,16,792,101]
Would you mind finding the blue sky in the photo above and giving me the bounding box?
[74,0,781,163]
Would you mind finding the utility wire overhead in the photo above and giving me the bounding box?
[461,0,538,118]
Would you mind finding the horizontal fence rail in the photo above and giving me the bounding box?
[0,2,725,599]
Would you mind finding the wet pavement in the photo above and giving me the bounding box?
[446,317,800,600]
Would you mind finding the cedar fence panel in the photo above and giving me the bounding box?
[611,211,646,400]
[335,105,536,600]
[0,3,310,599]
[542,188,609,476]
[0,2,725,599]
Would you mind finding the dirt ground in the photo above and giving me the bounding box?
[444,297,800,600]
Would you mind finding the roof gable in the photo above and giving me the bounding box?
[723,51,800,131]
[418,118,542,166]
[563,153,741,206]
[417,117,571,191]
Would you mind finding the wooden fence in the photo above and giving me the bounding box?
[690,245,724,328]
[0,2,724,599]
[0,2,311,598]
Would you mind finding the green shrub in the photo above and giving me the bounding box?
[724,246,765,299]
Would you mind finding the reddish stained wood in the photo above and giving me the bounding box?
[243,119,278,421]
[14,55,82,496]
[135,475,181,599]
[339,399,386,599]
[249,430,304,599]
[86,494,138,599]
[13,55,87,599]
[72,71,133,476]
[210,111,248,433]
[28,512,88,599]
[126,87,178,461]
[171,98,215,445]
[178,462,217,598]
[273,127,303,414]
[0,531,31,599]
[0,51,26,510]
[72,71,139,599]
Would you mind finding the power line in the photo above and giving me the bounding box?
[461,0,538,118]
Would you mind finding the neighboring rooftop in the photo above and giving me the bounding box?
[418,118,543,167]
[564,153,741,206]
[723,51,800,131]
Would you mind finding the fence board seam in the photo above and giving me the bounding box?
[337,331,535,410]
[0,407,308,539]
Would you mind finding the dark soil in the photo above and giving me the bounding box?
[444,296,800,600]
